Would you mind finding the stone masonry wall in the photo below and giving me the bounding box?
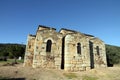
[90,38,107,68]
[24,25,107,72]
[32,29,63,69]
[24,35,35,66]
[64,33,91,71]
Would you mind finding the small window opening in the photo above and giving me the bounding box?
[29,45,31,49]
[36,46,38,49]
[46,40,52,52]
[77,43,81,54]
[96,46,100,55]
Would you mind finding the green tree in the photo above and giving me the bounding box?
[106,44,120,66]
[9,45,25,63]
[0,43,25,62]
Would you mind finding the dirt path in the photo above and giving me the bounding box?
[0,63,120,80]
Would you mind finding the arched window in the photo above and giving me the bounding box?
[29,45,31,49]
[77,43,81,54]
[46,40,52,52]
[96,46,99,55]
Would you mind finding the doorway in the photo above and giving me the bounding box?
[89,41,94,69]
[61,37,65,69]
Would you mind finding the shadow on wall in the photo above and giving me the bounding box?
[107,55,114,67]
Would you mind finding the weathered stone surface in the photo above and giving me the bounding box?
[24,25,107,71]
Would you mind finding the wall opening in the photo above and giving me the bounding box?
[61,37,65,69]
[96,46,100,56]
[46,40,52,52]
[29,45,31,49]
[77,43,81,55]
[89,41,94,69]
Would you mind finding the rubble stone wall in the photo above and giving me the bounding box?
[24,25,107,71]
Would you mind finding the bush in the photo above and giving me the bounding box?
[0,44,25,59]
[106,44,120,66]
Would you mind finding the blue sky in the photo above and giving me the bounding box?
[0,0,120,46]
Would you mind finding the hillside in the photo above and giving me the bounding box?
[106,44,120,66]
[0,43,25,60]
[0,43,120,66]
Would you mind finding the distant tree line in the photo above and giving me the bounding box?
[106,44,120,66]
[0,43,120,66]
[0,43,25,61]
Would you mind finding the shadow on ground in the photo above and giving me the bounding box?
[0,78,25,80]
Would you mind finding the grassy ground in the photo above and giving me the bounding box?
[0,61,120,80]
[0,59,24,64]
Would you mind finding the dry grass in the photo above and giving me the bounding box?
[0,63,120,80]
[63,73,77,79]
[82,75,98,80]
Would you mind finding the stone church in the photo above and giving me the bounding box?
[24,25,107,71]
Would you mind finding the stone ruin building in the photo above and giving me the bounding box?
[24,25,107,71]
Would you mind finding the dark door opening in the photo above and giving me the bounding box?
[89,41,94,69]
[46,40,52,52]
[61,37,65,69]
